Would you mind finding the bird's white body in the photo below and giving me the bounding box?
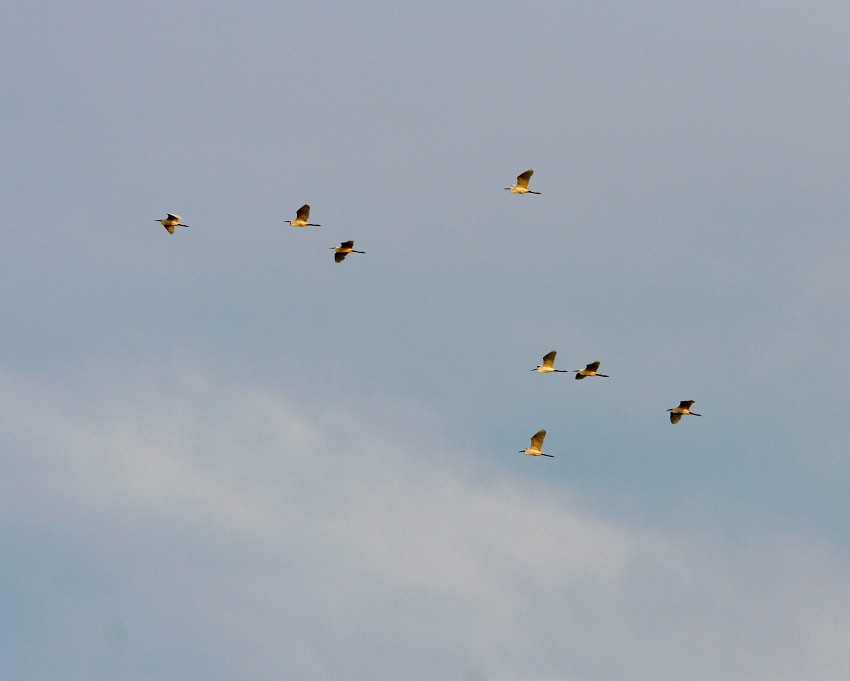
[156,213,189,234]
[534,350,568,373]
[667,400,702,424]
[574,361,609,379]
[505,169,541,194]
[331,240,366,262]
[287,204,320,227]
[519,429,552,457]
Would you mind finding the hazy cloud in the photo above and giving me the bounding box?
[2,362,848,680]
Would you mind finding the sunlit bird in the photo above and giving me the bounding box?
[519,429,553,457]
[667,400,702,424]
[504,169,541,194]
[331,240,366,263]
[156,213,189,234]
[574,361,609,380]
[286,204,320,227]
[533,350,569,373]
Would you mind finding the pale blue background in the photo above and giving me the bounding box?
[1,2,848,679]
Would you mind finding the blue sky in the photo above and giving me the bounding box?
[2,2,849,679]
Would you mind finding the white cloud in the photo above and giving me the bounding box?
[2,360,849,681]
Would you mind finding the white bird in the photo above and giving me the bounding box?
[519,429,553,457]
[156,213,189,234]
[286,204,320,227]
[667,400,702,424]
[504,169,541,194]
[574,361,609,380]
[533,350,569,373]
[331,240,366,263]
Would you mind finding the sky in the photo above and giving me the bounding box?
[1,1,849,679]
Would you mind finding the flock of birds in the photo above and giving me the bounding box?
[156,168,701,460]
[157,206,366,263]
[524,348,701,457]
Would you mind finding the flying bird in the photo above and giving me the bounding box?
[667,400,702,424]
[533,350,569,373]
[519,429,553,457]
[156,213,189,234]
[331,240,366,263]
[574,361,609,380]
[504,169,541,194]
[286,204,320,227]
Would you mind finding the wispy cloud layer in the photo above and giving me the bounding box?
[2,361,848,681]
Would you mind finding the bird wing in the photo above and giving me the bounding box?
[166,213,180,221]
[586,361,601,372]
[296,205,310,221]
[679,400,695,409]
[334,252,348,262]
[542,350,557,367]
[516,169,534,188]
[164,224,175,234]
[670,412,682,424]
[530,429,546,449]
[339,240,354,249]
